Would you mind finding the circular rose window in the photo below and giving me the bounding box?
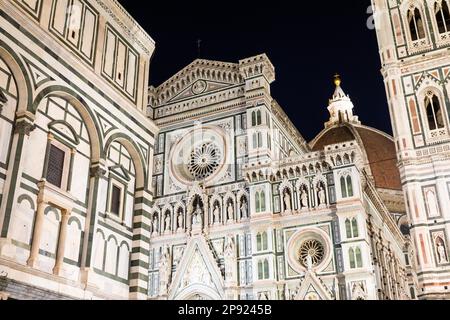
[299,239,325,268]
[169,125,229,186]
[188,142,222,180]
[286,228,332,274]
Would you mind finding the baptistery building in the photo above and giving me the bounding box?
[0,0,447,300]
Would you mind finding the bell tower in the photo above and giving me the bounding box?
[373,0,450,299]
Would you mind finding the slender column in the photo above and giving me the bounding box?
[53,209,71,275]
[27,200,47,268]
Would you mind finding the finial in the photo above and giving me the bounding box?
[334,73,341,87]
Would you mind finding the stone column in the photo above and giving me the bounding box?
[53,209,71,276]
[27,200,47,268]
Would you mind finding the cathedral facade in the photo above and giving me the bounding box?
[0,0,445,300]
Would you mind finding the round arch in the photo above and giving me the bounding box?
[31,86,103,163]
[0,44,33,114]
[104,133,147,190]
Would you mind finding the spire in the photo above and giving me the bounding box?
[325,74,360,128]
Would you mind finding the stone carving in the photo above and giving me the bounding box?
[317,184,326,206]
[192,204,203,227]
[213,204,220,225]
[300,187,308,209]
[159,246,172,296]
[152,215,159,235]
[177,211,184,230]
[227,202,234,221]
[183,249,213,287]
[164,214,171,232]
[436,238,448,264]
[224,236,236,282]
[240,198,248,219]
[283,191,291,212]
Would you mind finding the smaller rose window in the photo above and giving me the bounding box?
[299,239,325,268]
[188,143,222,180]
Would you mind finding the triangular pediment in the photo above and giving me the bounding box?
[169,235,225,300]
[294,272,334,301]
[167,79,233,103]
[154,59,242,105]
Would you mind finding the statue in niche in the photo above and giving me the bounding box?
[227,202,234,221]
[300,187,308,208]
[224,236,236,281]
[213,204,220,225]
[317,183,326,206]
[177,211,184,230]
[192,204,203,227]
[436,238,448,264]
[152,215,159,235]
[283,190,291,212]
[165,214,171,232]
[159,246,171,295]
[240,198,248,219]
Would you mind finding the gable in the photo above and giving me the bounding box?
[169,235,225,300]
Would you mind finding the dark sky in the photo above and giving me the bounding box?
[118,0,390,141]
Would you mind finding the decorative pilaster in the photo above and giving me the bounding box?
[129,188,153,300]
[0,112,35,240]
[80,162,107,283]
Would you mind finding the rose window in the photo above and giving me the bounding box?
[188,143,222,180]
[299,239,325,268]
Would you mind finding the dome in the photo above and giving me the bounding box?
[310,123,402,191]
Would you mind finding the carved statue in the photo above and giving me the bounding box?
[227,202,234,221]
[300,187,308,208]
[159,246,171,295]
[165,214,171,232]
[177,211,184,230]
[318,185,326,205]
[192,204,203,227]
[284,191,291,212]
[152,216,159,235]
[437,241,448,264]
[224,236,236,281]
[213,205,220,224]
[240,198,248,219]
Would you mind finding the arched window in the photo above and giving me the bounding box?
[349,248,356,269]
[255,190,266,213]
[341,177,348,198]
[347,176,354,197]
[262,232,268,251]
[253,132,263,148]
[345,218,359,239]
[340,175,354,198]
[425,93,445,131]
[352,218,359,238]
[252,110,262,127]
[349,246,363,269]
[257,233,262,251]
[258,259,270,280]
[435,1,450,34]
[345,219,352,238]
[408,7,426,41]
[355,247,363,268]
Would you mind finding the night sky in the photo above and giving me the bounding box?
[118,0,389,142]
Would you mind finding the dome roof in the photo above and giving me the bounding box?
[310,123,402,191]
